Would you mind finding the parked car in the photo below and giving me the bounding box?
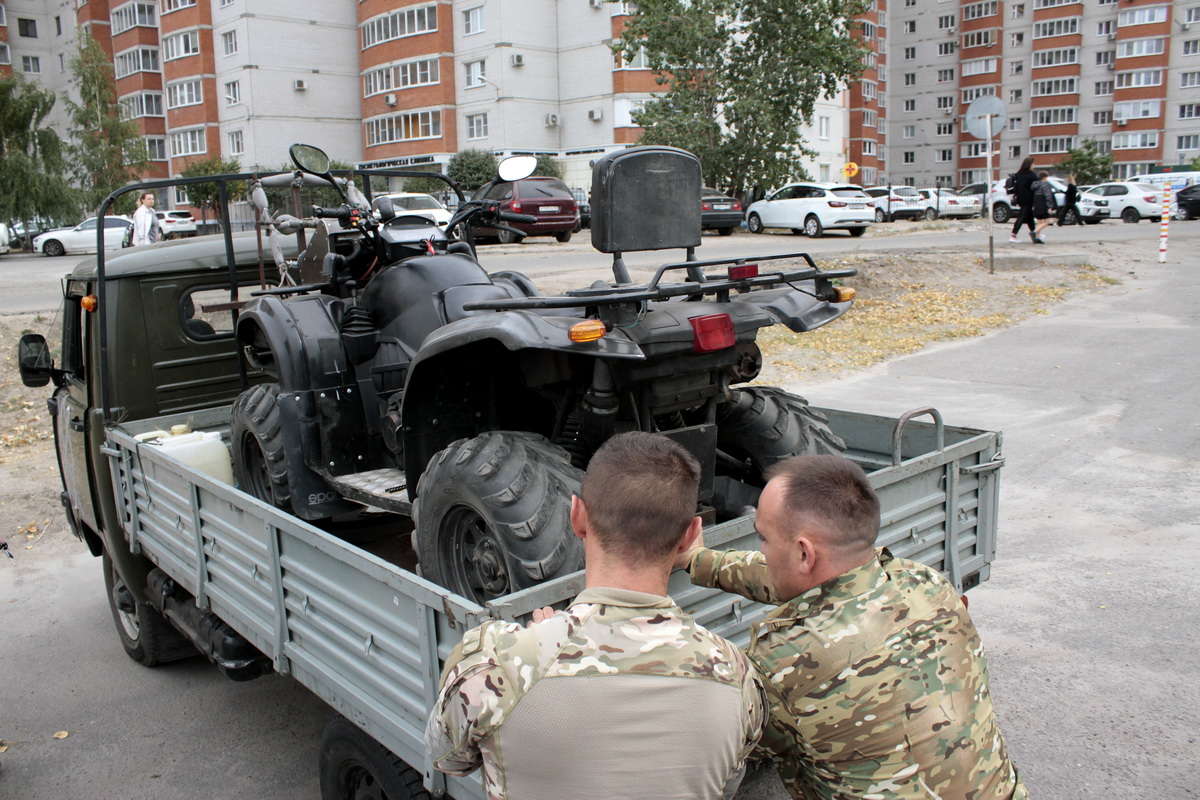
[32,216,133,257]
[0,223,10,256]
[1174,184,1200,220]
[917,188,982,220]
[864,186,926,222]
[156,210,198,239]
[471,177,579,243]
[374,192,453,226]
[745,182,873,237]
[962,178,1067,223]
[701,187,743,235]
[1078,182,1162,224]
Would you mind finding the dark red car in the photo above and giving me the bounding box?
[472,177,579,244]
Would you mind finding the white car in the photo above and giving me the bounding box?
[33,216,134,257]
[1078,182,1163,224]
[156,210,197,239]
[864,186,927,222]
[0,222,10,256]
[917,188,982,220]
[745,182,873,238]
[962,178,1067,223]
[375,192,452,226]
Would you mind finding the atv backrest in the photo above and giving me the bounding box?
[590,146,702,253]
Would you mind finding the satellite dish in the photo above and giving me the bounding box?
[965,96,1007,140]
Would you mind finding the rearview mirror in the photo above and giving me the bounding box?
[289,144,331,176]
[18,333,53,388]
[498,155,537,182]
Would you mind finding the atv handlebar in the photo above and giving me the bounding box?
[497,210,537,224]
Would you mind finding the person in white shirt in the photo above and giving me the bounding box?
[132,192,160,246]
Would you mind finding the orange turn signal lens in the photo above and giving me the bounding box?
[81,295,98,312]
[568,319,607,343]
[834,286,857,303]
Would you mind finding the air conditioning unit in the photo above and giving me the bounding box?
[1106,63,1115,70]
[1116,118,1127,125]
[943,107,954,115]
[1107,32,1117,40]
[384,93,397,106]
[588,108,603,121]
[544,113,559,127]
[293,79,307,91]
[510,53,525,67]
[589,0,605,7]
[947,27,957,35]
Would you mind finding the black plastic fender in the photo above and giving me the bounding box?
[729,284,853,333]
[235,293,352,392]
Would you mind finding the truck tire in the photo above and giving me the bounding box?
[716,387,846,478]
[318,716,430,800]
[230,383,292,512]
[413,431,583,602]
[103,552,194,666]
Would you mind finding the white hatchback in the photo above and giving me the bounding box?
[33,216,134,257]
[917,188,982,219]
[375,192,453,226]
[1078,182,1163,224]
[745,183,873,238]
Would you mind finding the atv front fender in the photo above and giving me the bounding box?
[235,293,350,392]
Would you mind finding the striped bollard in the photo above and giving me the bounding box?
[1158,184,1171,264]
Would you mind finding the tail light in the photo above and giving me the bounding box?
[690,314,735,353]
[728,264,758,281]
[511,200,522,212]
[828,200,847,208]
[702,202,713,211]
[732,200,742,210]
[1145,196,1157,204]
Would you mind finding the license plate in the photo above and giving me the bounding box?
[539,206,557,213]
[713,203,731,210]
[850,204,865,209]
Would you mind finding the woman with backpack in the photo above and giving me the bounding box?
[1008,157,1038,243]
[1032,171,1058,243]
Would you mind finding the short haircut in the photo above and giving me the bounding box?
[141,191,155,202]
[582,432,700,561]
[1037,171,1049,180]
[765,455,880,552]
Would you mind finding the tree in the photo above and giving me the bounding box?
[447,149,498,192]
[533,154,563,179]
[0,75,79,247]
[614,0,869,197]
[1190,154,1200,171]
[1053,139,1114,186]
[65,35,149,216]
[178,156,242,224]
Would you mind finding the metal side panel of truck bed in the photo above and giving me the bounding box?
[103,403,1001,799]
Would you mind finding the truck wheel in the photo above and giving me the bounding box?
[414,432,583,602]
[230,383,292,512]
[103,552,194,666]
[716,387,846,479]
[318,716,430,800]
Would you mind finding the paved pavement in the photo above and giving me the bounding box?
[1,222,1197,798]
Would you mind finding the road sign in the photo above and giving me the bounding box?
[965,96,1007,140]
[842,162,859,179]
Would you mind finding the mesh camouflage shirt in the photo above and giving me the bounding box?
[425,586,766,800]
[689,547,1028,800]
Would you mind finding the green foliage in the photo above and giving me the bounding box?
[533,154,563,179]
[65,35,149,216]
[447,149,498,191]
[399,173,454,196]
[1052,140,1114,186]
[1190,154,1200,171]
[0,75,78,244]
[614,0,869,197]
[178,156,242,219]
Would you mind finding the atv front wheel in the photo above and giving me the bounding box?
[716,387,846,481]
[230,383,293,512]
[414,432,583,602]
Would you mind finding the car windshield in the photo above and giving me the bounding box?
[393,196,443,210]
[831,188,869,198]
[521,179,572,199]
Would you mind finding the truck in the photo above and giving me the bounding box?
[16,146,1005,798]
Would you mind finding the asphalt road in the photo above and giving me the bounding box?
[1,222,1197,798]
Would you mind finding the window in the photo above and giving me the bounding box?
[224,80,240,105]
[463,6,483,35]
[1030,137,1076,154]
[936,122,954,135]
[903,151,915,164]
[903,72,916,86]
[1183,72,1200,88]
[1009,88,1023,103]
[111,3,156,34]
[937,95,954,109]
[1034,0,1078,7]
[1116,70,1162,88]
[863,51,877,69]
[1032,77,1078,96]
[1008,145,1023,158]
[163,31,200,61]
[221,30,238,56]
[22,55,41,73]
[0,45,9,66]
[963,30,995,48]
[936,149,954,162]
[962,142,988,157]
[1179,135,1200,150]
[114,47,159,77]
[818,116,830,139]
[365,110,442,145]
[220,0,234,6]
[174,184,190,206]
[1097,20,1115,37]
[863,109,877,127]
[1184,40,1200,56]
[1031,107,1077,125]
[903,46,916,60]
[1112,132,1159,149]
[1118,7,1167,26]
[361,5,437,49]
[1034,18,1080,38]
[903,20,916,33]
[962,86,996,103]
[963,58,996,76]
[1010,33,1025,47]
[938,42,956,56]
[118,91,163,119]
[464,60,486,88]
[1117,39,1165,58]
[861,81,877,100]
[1010,60,1024,76]
[902,124,915,138]
[18,18,37,37]
[1095,80,1114,96]
[1189,8,1200,23]
[162,0,198,11]
[963,2,998,20]
[167,79,203,108]
[145,137,167,161]
[1114,100,1160,119]
[903,99,916,112]
[861,140,877,156]
[861,21,877,40]
[466,112,488,139]
[363,58,440,96]
[938,15,956,29]
[1011,3,1025,17]
[0,7,7,25]
[228,130,244,156]
[1181,104,1200,119]
[1096,51,1115,66]
[1093,110,1112,125]
[1009,117,1023,131]
[170,128,207,157]
[1033,48,1078,68]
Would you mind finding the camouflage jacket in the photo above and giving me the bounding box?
[425,586,766,800]
[689,547,1028,800]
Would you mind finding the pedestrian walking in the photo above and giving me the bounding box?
[1058,174,1080,226]
[132,192,160,246]
[1008,157,1038,243]
[1033,171,1058,243]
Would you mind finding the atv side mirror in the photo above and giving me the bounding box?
[18,333,54,388]
[497,155,537,182]
[290,144,331,176]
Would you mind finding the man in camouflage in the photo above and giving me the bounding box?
[679,455,1027,799]
[425,432,765,800]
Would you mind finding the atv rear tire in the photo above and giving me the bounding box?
[230,383,293,512]
[716,387,846,479]
[414,432,583,602]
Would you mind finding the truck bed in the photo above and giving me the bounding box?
[104,404,1001,798]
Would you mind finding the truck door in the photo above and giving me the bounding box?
[54,283,98,536]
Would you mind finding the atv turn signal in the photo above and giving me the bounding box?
[81,295,98,312]
[834,286,856,303]
[569,320,607,343]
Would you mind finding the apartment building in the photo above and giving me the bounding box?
[1,0,79,133]
[884,0,1200,186]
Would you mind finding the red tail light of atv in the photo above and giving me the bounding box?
[728,264,758,281]
[690,313,735,353]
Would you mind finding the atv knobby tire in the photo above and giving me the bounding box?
[716,387,847,478]
[230,383,293,512]
[414,431,583,602]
